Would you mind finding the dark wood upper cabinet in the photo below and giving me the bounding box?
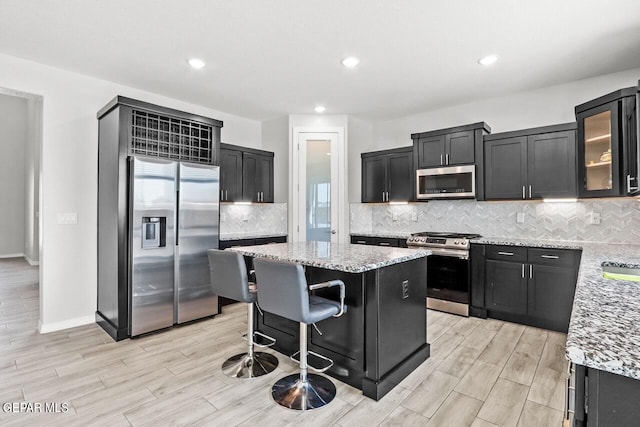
[484,136,528,200]
[575,87,638,198]
[446,131,475,165]
[484,123,577,200]
[362,155,387,203]
[411,122,491,200]
[220,143,274,203]
[361,147,413,203]
[220,147,243,202]
[416,135,445,168]
[242,151,274,203]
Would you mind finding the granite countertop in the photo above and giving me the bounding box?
[229,241,429,273]
[472,237,640,380]
[350,232,413,239]
[220,232,287,241]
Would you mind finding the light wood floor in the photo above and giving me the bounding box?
[0,257,567,426]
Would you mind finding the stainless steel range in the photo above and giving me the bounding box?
[406,232,480,316]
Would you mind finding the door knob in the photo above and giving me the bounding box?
[331,230,337,235]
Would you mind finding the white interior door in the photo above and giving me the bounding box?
[297,133,339,243]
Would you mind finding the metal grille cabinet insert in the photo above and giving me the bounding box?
[131,110,213,164]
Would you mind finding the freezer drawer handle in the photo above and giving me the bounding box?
[498,251,514,256]
[541,255,559,259]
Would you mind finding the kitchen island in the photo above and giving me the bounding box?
[229,241,430,400]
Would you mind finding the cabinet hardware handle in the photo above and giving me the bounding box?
[440,154,443,165]
[529,264,533,279]
[522,264,525,278]
[387,191,390,201]
[522,186,525,199]
[221,189,225,201]
[356,240,366,244]
[379,242,391,246]
[627,175,639,193]
[498,251,514,256]
[541,255,559,259]
[528,185,532,198]
[382,192,385,202]
[225,190,228,201]
[446,153,450,165]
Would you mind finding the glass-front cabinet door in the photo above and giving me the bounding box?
[577,101,621,197]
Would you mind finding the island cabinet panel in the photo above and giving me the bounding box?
[251,257,429,400]
[571,365,640,426]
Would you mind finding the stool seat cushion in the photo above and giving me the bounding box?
[307,296,341,324]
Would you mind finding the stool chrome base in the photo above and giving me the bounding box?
[271,373,336,410]
[222,352,278,378]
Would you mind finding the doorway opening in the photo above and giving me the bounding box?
[0,87,43,333]
[291,128,347,243]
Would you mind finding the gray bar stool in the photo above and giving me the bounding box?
[253,257,346,411]
[207,249,278,378]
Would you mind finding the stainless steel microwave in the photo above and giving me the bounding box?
[416,164,476,199]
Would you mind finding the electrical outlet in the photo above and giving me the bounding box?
[588,212,601,225]
[57,212,78,225]
[411,212,418,221]
[392,213,398,221]
[516,212,525,224]
[220,213,226,222]
[402,280,409,299]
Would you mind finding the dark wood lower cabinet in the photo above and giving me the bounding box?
[217,236,287,308]
[571,364,640,426]
[471,244,580,333]
[486,260,528,315]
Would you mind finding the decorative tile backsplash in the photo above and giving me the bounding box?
[220,203,287,236]
[350,199,640,244]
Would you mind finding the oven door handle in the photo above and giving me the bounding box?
[424,248,469,259]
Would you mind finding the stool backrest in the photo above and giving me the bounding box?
[253,258,308,324]
[207,249,255,303]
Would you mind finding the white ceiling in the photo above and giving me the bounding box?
[1,0,639,121]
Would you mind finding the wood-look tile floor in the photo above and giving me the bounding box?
[0,257,567,426]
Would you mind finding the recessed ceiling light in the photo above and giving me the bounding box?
[478,55,498,66]
[314,105,326,113]
[342,56,360,68]
[188,58,206,69]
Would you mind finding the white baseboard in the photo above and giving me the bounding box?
[24,254,39,266]
[0,253,25,259]
[39,315,95,334]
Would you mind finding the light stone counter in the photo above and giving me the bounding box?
[229,241,429,273]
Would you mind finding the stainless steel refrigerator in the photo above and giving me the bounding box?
[129,156,220,336]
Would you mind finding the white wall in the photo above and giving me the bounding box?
[347,116,373,203]
[261,116,289,203]
[371,68,640,149]
[0,52,262,332]
[0,94,27,257]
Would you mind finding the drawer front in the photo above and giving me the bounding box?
[372,237,400,247]
[351,235,372,245]
[484,245,527,262]
[528,248,578,267]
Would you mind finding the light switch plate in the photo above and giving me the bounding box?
[220,213,226,222]
[392,213,398,221]
[411,212,418,221]
[57,212,78,225]
[516,212,525,223]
